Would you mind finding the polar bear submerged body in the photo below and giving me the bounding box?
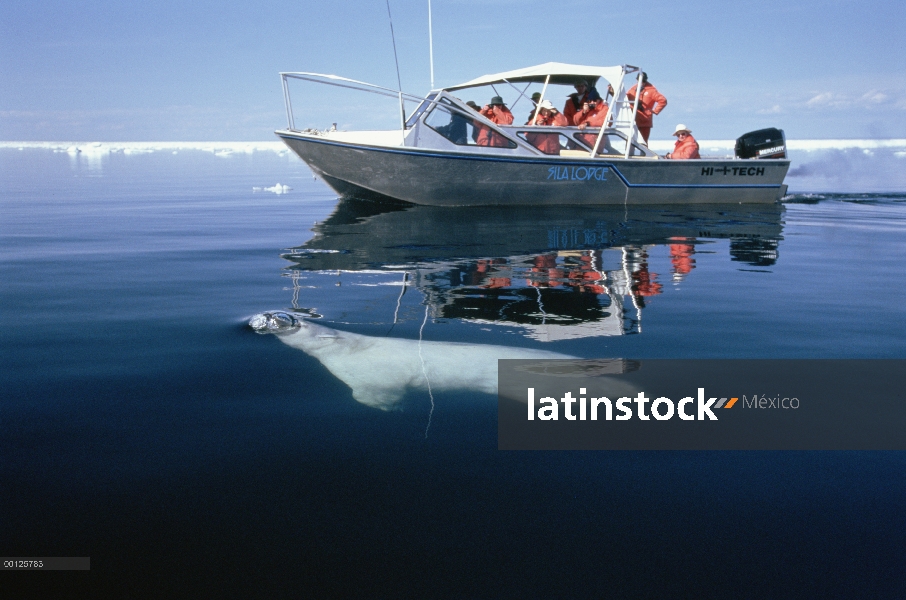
[249,311,574,410]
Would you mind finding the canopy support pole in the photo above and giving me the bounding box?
[281,74,295,130]
[530,75,551,126]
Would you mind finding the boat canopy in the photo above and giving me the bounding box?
[443,62,629,91]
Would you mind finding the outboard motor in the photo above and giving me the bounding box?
[735,128,787,159]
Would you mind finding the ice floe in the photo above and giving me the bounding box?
[0,141,289,155]
[253,183,292,194]
[3,139,904,156]
[647,138,906,153]
[3,139,904,192]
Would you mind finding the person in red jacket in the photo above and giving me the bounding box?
[625,72,667,143]
[476,96,514,147]
[480,96,514,125]
[574,98,610,150]
[563,79,594,125]
[525,100,568,155]
[572,96,609,127]
[665,124,701,159]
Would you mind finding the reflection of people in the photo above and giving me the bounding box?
[475,259,511,289]
[625,72,667,143]
[527,254,565,288]
[525,100,568,155]
[628,249,662,303]
[567,253,607,295]
[668,237,696,281]
[476,96,514,147]
[665,124,701,159]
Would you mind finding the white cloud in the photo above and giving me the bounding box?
[804,89,905,111]
[861,90,889,103]
[806,93,843,108]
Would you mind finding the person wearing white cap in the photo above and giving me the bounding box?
[534,100,568,127]
[526,100,568,154]
[665,124,701,159]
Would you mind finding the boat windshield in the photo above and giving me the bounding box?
[571,131,649,157]
[405,93,438,128]
[425,99,517,149]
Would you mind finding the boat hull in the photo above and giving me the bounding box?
[278,131,789,206]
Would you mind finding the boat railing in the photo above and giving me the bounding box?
[280,70,655,159]
[418,93,540,153]
[414,92,656,158]
[437,64,648,159]
[504,125,655,158]
[280,72,424,132]
[591,65,643,159]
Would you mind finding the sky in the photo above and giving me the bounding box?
[2,0,905,141]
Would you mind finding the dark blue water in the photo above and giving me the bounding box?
[2,148,905,598]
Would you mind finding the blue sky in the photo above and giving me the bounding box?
[2,0,904,141]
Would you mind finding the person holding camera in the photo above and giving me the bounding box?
[574,97,610,150]
[475,96,514,147]
[525,100,568,155]
[563,79,597,124]
[573,96,609,127]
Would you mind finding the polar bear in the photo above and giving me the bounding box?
[249,311,577,410]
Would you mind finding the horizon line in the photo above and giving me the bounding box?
[4,138,906,143]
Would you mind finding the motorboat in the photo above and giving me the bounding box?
[276,63,789,206]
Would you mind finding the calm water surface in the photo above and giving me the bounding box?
[2,149,905,598]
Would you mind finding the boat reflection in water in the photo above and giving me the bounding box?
[282,197,784,339]
[252,197,783,410]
